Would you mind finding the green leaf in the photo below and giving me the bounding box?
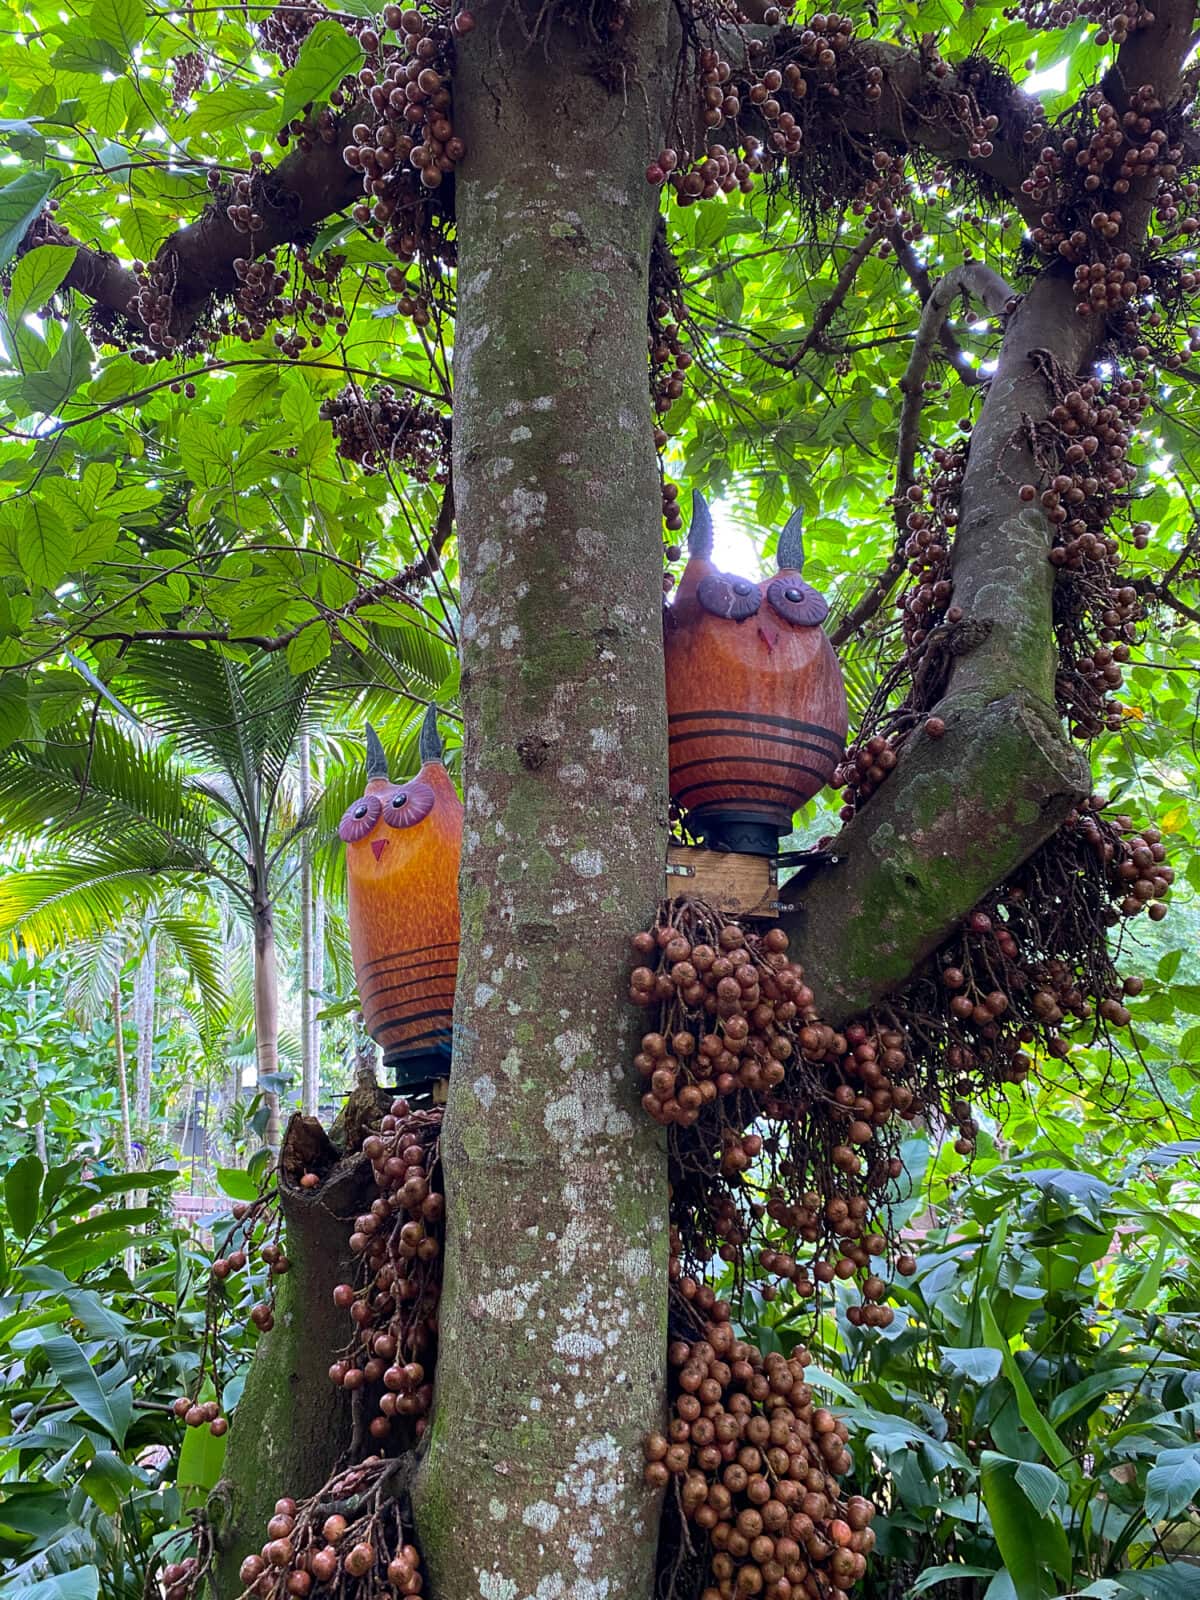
[51,36,125,74]
[215,1165,260,1202]
[279,19,365,126]
[801,1364,859,1403]
[979,1301,1073,1473]
[0,171,58,268]
[8,245,76,322]
[89,0,145,56]
[18,503,73,588]
[1143,1446,1200,1523]
[1117,1565,1200,1600]
[11,1569,100,1600]
[981,1453,1068,1600]
[941,1346,1003,1383]
[177,1413,227,1508]
[5,1152,44,1239]
[81,1449,142,1513]
[908,1568,999,1596]
[286,623,330,674]
[39,1333,123,1443]
[1012,1460,1068,1520]
[19,320,93,414]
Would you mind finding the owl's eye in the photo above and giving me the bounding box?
[697,572,762,621]
[383,779,435,828]
[766,575,829,626]
[338,793,382,842]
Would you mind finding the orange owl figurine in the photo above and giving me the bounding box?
[664,491,848,855]
[340,706,462,1095]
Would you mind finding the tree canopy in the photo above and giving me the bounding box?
[0,1,1197,1598]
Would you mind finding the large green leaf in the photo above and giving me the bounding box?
[177,1415,227,1509]
[9,1568,100,1600]
[89,0,144,55]
[5,1152,43,1239]
[278,19,364,126]
[980,1453,1070,1600]
[979,1302,1073,1474]
[0,171,57,267]
[1143,1446,1200,1523]
[38,1333,124,1443]
[8,245,76,322]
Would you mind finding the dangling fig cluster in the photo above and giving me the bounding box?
[328,1100,444,1441]
[320,384,450,478]
[650,1243,875,1600]
[168,1188,283,1445]
[237,1458,426,1596]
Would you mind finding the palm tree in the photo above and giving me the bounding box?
[0,646,341,1143]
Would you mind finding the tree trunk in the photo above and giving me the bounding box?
[210,1125,372,1591]
[112,976,137,1276]
[299,732,318,1116]
[311,888,324,1105]
[134,930,157,1134]
[410,9,673,1598]
[254,903,282,1147]
[112,979,134,1172]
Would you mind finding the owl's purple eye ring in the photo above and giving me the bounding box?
[383,779,435,829]
[766,575,828,626]
[698,572,762,621]
[338,793,382,842]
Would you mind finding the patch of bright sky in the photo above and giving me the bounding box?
[709,498,765,579]
[1023,59,1068,96]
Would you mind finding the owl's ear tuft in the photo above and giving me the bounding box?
[419,704,444,765]
[777,506,805,573]
[688,490,714,561]
[365,723,389,781]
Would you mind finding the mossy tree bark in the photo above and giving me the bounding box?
[211,1122,373,1592]
[408,7,674,1598]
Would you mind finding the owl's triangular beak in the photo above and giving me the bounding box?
[371,838,388,861]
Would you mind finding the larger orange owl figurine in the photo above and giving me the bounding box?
[664,492,848,855]
[340,707,462,1094]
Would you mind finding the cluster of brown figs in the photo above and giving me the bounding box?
[628,901,915,1317]
[237,1460,425,1596]
[326,1100,444,1440]
[169,1193,286,1446]
[320,384,450,478]
[652,1262,876,1600]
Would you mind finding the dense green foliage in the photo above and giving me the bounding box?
[0,0,1194,1593]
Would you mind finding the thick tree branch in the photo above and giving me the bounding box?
[783,1,1197,1020]
[58,107,366,341]
[45,30,1047,347]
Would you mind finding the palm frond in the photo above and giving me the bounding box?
[152,914,230,1027]
[62,930,125,1021]
[0,719,216,862]
[0,843,204,951]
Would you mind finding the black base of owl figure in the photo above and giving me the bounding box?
[384,1042,453,1104]
[687,810,787,858]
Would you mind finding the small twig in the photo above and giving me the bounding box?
[785,226,884,370]
[828,554,907,648]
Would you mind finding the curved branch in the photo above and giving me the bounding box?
[895,261,1014,500]
[58,106,368,342]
